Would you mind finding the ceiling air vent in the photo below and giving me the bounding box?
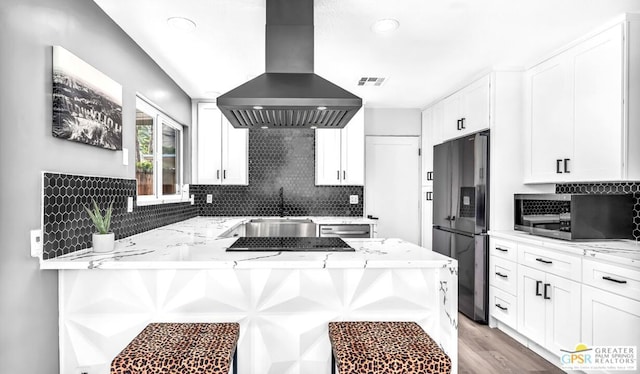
[358,77,387,87]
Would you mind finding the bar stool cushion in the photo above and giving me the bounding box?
[328,321,451,374]
[111,322,239,374]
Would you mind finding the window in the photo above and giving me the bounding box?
[135,96,184,204]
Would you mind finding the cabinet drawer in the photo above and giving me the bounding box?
[490,238,518,262]
[490,256,517,295]
[583,259,640,302]
[518,244,581,281]
[491,286,517,330]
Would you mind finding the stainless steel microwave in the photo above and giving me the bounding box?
[514,194,634,240]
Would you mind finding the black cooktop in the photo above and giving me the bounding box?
[226,237,355,252]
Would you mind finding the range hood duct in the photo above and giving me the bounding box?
[217,0,362,129]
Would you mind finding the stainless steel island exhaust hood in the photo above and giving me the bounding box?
[217,0,362,129]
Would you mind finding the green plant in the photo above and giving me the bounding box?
[84,198,114,234]
[136,160,153,173]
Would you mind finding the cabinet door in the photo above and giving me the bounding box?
[196,103,223,184]
[341,109,364,185]
[432,101,445,145]
[461,75,491,135]
[442,93,462,142]
[545,273,581,354]
[571,24,624,181]
[528,57,573,182]
[517,265,547,346]
[421,108,434,186]
[582,285,640,347]
[221,117,248,185]
[421,186,433,249]
[316,129,342,185]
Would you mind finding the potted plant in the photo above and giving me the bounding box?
[84,198,115,253]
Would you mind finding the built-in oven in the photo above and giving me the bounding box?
[514,194,634,240]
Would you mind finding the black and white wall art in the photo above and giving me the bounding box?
[52,46,123,150]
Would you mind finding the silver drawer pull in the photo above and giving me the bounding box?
[535,258,553,264]
[324,231,369,235]
[495,247,508,252]
[495,272,508,278]
[603,276,627,284]
[495,304,508,311]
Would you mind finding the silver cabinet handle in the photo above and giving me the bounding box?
[217,170,220,180]
[324,231,369,235]
[337,170,340,180]
[343,171,346,180]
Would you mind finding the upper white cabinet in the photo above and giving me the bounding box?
[525,16,640,183]
[315,108,364,185]
[421,108,435,186]
[196,103,248,185]
[441,75,491,141]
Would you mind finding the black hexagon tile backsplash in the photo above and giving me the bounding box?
[42,173,197,260]
[556,182,640,240]
[191,129,364,217]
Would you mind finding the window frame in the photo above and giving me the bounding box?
[135,96,187,206]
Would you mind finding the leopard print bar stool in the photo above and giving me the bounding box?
[328,321,451,374]
[111,322,239,374]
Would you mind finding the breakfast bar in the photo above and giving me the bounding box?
[43,217,459,374]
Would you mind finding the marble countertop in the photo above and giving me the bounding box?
[41,217,454,270]
[489,230,640,268]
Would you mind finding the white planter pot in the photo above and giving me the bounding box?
[92,233,115,253]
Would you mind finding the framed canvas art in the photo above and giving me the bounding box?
[52,46,122,150]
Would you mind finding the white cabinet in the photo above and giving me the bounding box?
[581,259,640,350]
[525,19,640,182]
[315,109,364,185]
[421,108,434,186]
[420,186,433,249]
[517,264,581,353]
[489,238,519,330]
[196,103,248,185]
[582,285,640,348]
[441,75,491,142]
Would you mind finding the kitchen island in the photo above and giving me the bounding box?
[44,217,458,374]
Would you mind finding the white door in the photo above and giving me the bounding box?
[442,93,461,142]
[365,136,420,245]
[461,75,490,135]
[571,24,624,181]
[528,57,573,182]
[342,109,365,185]
[421,108,434,186]
[545,273,581,353]
[221,118,248,185]
[517,265,547,346]
[196,103,223,184]
[315,129,342,185]
[582,285,640,347]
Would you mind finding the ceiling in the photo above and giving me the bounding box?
[92,0,640,109]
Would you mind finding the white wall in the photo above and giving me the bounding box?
[364,108,422,136]
[0,0,191,371]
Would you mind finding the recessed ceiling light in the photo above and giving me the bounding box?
[310,126,317,129]
[167,17,197,32]
[371,18,400,34]
[253,106,264,110]
[317,106,327,110]
[261,126,269,129]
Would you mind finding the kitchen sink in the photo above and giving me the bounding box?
[222,218,317,238]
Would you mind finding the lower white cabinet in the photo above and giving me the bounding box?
[517,264,581,353]
[581,284,640,347]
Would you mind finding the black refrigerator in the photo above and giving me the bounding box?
[433,131,489,323]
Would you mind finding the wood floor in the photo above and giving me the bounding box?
[458,314,564,373]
